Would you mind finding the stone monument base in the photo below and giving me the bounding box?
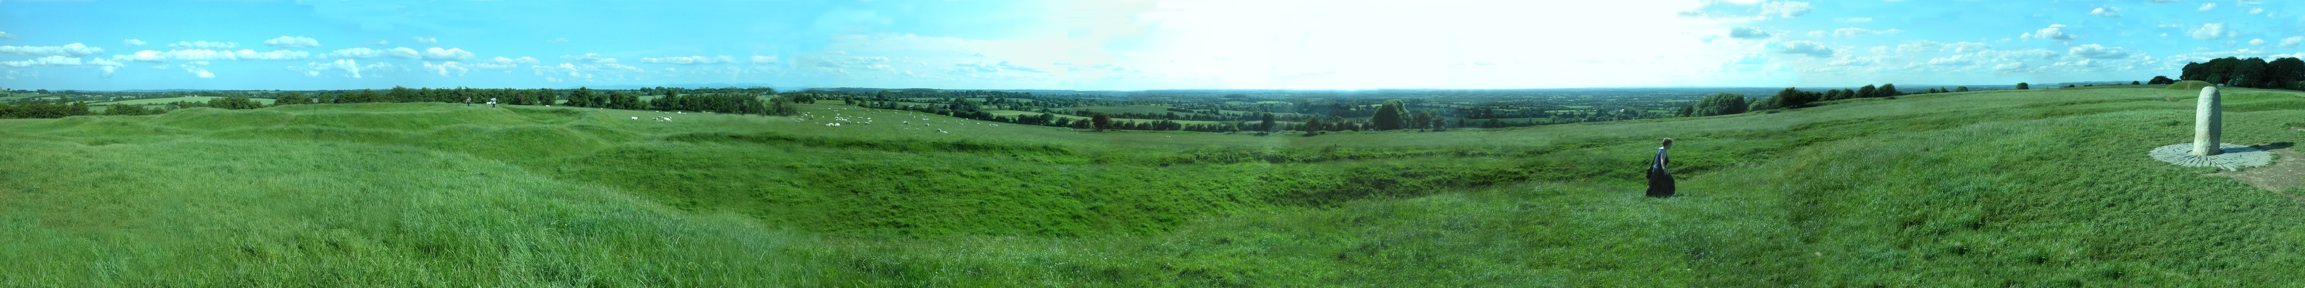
[2149,143,2271,171]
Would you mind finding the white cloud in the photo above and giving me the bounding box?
[1761,1,1811,18]
[91,58,123,77]
[751,55,778,64]
[1831,27,1901,37]
[0,56,82,67]
[423,61,468,76]
[2023,24,2075,42]
[2090,7,2119,17]
[414,37,438,44]
[324,47,383,59]
[185,65,215,79]
[564,53,617,64]
[305,59,365,78]
[953,61,1047,74]
[112,49,310,62]
[386,47,420,59]
[2250,38,2267,46]
[0,31,12,39]
[1729,27,1771,39]
[642,55,735,65]
[233,49,310,60]
[167,41,237,49]
[263,36,321,48]
[0,43,104,56]
[2189,23,2227,40]
[368,40,391,46]
[1925,55,1971,66]
[1834,17,1872,23]
[2250,8,2265,14]
[2200,3,2217,11]
[2068,44,2130,59]
[421,47,474,60]
[1775,41,1833,58]
[1993,62,2029,73]
[123,39,146,46]
[474,56,540,69]
[2282,36,2302,47]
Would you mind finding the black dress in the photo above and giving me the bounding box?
[1646,147,1674,198]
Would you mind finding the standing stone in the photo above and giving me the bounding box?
[2193,86,2222,156]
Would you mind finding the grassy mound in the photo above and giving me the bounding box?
[4,87,2305,285]
[2168,80,2215,90]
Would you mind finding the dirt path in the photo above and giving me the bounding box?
[2218,146,2305,194]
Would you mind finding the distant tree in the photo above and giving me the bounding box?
[2181,62,2207,81]
[1302,117,1325,136]
[535,88,557,106]
[568,87,597,107]
[386,86,418,102]
[1407,112,1431,131]
[207,96,264,110]
[2235,57,2270,87]
[2015,82,2030,90]
[2131,81,2142,85]
[1857,84,1879,98]
[1371,99,1407,130]
[1767,87,1819,109]
[1878,83,1900,97]
[1689,93,1748,116]
[1091,113,1112,131]
[2271,57,2305,89]
[2148,76,2177,85]
[1259,112,1277,132]
[274,92,310,106]
[1956,86,1970,92]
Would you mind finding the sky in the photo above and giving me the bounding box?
[0,0,2299,91]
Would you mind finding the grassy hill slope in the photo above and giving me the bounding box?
[2,87,2303,285]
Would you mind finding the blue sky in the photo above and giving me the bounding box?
[0,0,2298,90]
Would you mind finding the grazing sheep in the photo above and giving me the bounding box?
[631,116,639,120]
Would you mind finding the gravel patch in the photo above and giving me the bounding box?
[2149,143,2273,171]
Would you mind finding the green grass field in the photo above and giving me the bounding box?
[3,87,2303,285]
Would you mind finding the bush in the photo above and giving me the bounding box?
[1687,93,1748,117]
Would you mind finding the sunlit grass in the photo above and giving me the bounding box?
[1,87,2302,285]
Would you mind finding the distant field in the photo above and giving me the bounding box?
[985,109,1247,126]
[92,96,275,106]
[5,88,2305,285]
[1072,105,1180,115]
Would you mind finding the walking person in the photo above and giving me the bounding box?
[1646,138,1675,198]
[489,97,498,108]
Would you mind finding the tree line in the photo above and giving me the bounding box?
[2178,57,2305,89]
[0,100,90,119]
[1679,83,1969,117]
